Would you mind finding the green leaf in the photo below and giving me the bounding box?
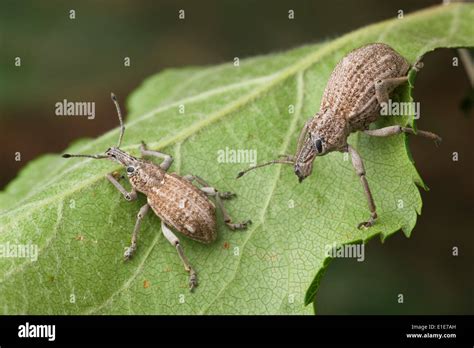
[1,3,473,314]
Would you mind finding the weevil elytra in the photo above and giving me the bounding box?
[238,43,441,229]
[63,93,251,291]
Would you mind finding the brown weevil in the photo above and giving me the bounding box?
[63,93,251,291]
[238,43,441,229]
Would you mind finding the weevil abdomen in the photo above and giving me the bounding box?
[321,43,411,130]
[146,173,217,244]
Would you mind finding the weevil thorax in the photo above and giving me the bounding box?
[294,108,349,182]
[128,160,166,195]
[105,147,165,194]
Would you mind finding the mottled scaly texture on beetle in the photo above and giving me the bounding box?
[324,43,411,126]
[129,161,217,243]
[311,43,411,150]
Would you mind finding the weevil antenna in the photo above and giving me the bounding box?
[62,153,108,159]
[236,158,294,178]
[111,92,125,148]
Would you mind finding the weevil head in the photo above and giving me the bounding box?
[105,147,140,175]
[294,109,348,183]
[62,93,149,183]
[294,133,326,183]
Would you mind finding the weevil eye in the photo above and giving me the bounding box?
[314,138,323,153]
[126,166,135,174]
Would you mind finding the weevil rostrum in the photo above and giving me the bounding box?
[238,43,441,229]
[63,93,251,291]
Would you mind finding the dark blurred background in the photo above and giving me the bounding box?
[1,0,472,314]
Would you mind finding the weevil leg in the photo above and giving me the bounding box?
[140,141,173,171]
[202,186,251,230]
[106,173,137,201]
[412,58,424,72]
[161,222,198,291]
[347,145,377,229]
[183,174,210,186]
[349,75,411,121]
[374,76,408,105]
[183,175,236,200]
[124,203,149,261]
[364,125,442,146]
[184,175,251,228]
[215,193,252,230]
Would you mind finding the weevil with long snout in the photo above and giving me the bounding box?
[238,43,441,229]
[63,93,251,291]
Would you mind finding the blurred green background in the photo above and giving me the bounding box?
[0,0,472,314]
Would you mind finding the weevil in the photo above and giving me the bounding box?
[238,43,441,229]
[63,93,251,291]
